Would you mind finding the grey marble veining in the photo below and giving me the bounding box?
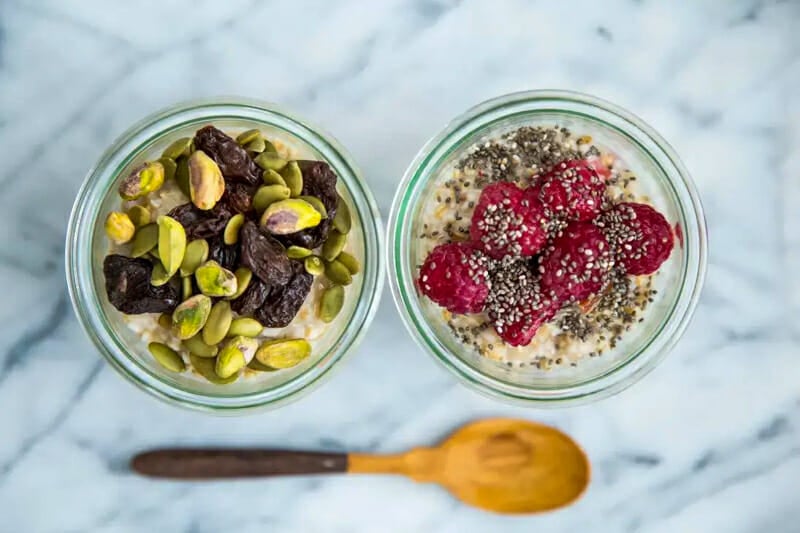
[1,0,799,531]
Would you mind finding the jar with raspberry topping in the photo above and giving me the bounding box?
[388,90,707,406]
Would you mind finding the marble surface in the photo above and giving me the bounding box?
[1,0,798,531]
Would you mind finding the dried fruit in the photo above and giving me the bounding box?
[206,237,240,272]
[304,256,325,276]
[324,259,352,285]
[538,159,605,221]
[226,267,253,301]
[149,261,172,287]
[126,205,151,228]
[418,242,490,314]
[286,245,313,259]
[223,213,245,245]
[216,336,258,378]
[190,354,237,384]
[168,202,234,240]
[260,199,322,235]
[203,301,233,346]
[161,137,193,160]
[104,212,135,244]
[252,184,290,213]
[239,221,292,287]
[336,251,360,275]
[230,277,269,316]
[254,261,313,328]
[332,194,351,234]
[299,195,327,218]
[148,342,185,372]
[228,317,263,337]
[104,255,180,314]
[157,215,187,277]
[321,230,347,262]
[255,339,311,369]
[159,156,177,182]
[221,182,256,214]
[254,152,287,171]
[280,161,303,197]
[183,334,219,358]
[597,202,674,275]
[195,260,238,297]
[119,161,165,200]
[188,150,225,210]
[319,285,344,323]
[180,239,209,277]
[172,294,212,340]
[194,125,261,185]
[262,169,286,186]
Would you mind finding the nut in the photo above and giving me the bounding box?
[248,358,279,372]
[158,156,177,182]
[131,223,158,258]
[216,336,259,378]
[321,230,347,262]
[119,161,165,200]
[336,251,361,275]
[172,294,212,340]
[299,195,327,218]
[235,129,262,146]
[126,205,151,228]
[223,213,245,245]
[180,239,209,277]
[195,260,238,297]
[157,215,187,277]
[262,169,286,187]
[190,354,237,384]
[182,275,193,300]
[148,342,186,373]
[203,301,233,346]
[333,194,352,234]
[225,267,253,301]
[260,199,322,235]
[254,152,287,171]
[252,184,291,213]
[175,157,190,197]
[245,137,267,154]
[150,261,173,287]
[286,245,313,259]
[183,334,219,358]
[324,259,353,286]
[188,150,225,210]
[319,285,345,323]
[228,317,263,338]
[280,161,303,197]
[161,137,194,160]
[304,256,325,276]
[104,212,135,244]
[255,339,311,369]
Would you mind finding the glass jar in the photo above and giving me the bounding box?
[388,90,707,406]
[66,98,384,413]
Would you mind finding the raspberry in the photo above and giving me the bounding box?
[470,182,549,259]
[539,159,605,221]
[597,202,674,275]
[418,242,490,314]
[539,221,614,304]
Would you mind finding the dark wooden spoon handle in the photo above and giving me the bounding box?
[131,448,348,479]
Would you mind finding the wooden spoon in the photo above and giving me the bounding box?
[131,418,590,514]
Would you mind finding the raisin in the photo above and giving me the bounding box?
[254,260,313,327]
[207,236,240,271]
[194,125,261,186]
[239,221,292,288]
[221,181,257,214]
[278,160,338,249]
[103,255,180,314]
[167,202,233,240]
[230,277,270,316]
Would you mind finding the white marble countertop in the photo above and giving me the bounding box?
[1,1,799,531]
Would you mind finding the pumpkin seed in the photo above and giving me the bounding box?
[158,313,173,329]
[321,230,347,261]
[104,212,135,244]
[225,267,253,301]
[157,215,187,277]
[333,194,352,234]
[286,245,313,259]
[248,358,279,372]
[262,139,278,154]
[182,275,193,300]
[190,354,237,384]
[149,247,161,262]
[280,161,303,197]
[150,261,172,287]
[252,184,291,213]
[162,137,193,160]
[325,259,352,285]
[254,152,287,171]
[223,214,245,245]
[255,339,311,369]
[245,137,267,154]
[319,285,345,323]
[336,251,361,275]
[216,336,258,378]
[172,294,212,340]
[195,260,238,297]
[299,195,327,218]
[203,301,233,346]
[183,334,219,358]
[304,256,325,276]
[175,156,190,197]
[126,205,151,228]
[228,317,263,337]
[131,223,158,258]
[262,169,286,186]
[148,342,185,372]
[159,156,177,182]
[236,129,262,146]
[180,239,209,277]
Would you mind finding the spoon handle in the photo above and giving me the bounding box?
[131,448,347,479]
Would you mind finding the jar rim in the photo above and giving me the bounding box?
[387,89,707,406]
[66,97,385,413]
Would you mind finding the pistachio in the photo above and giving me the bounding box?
[158,313,173,329]
[119,161,165,200]
[333,194,352,234]
[195,260,238,297]
[157,215,187,277]
[183,334,219,358]
[180,239,209,277]
[159,156,177,182]
[223,213,245,245]
[260,199,322,235]
[130,223,158,257]
[162,137,194,160]
[319,285,345,323]
[236,129,262,146]
[225,267,253,301]
[182,275,193,300]
[150,261,172,287]
[188,150,225,210]
[104,212,135,244]
[228,317,264,338]
[175,157,191,197]
[252,184,291,213]
[254,152,287,171]
[304,256,325,276]
[280,161,303,197]
[216,336,259,379]
[203,301,233,346]
[255,339,311,369]
[126,205,151,228]
[248,358,279,372]
[336,251,361,275]
[299,195,327,218]
[325,259,353,286]
[172,294,212,340]
[262,169,286,186]
[321,230,347,262]
[190,354,237,384]
[245,137,267,154]
[148,342,186,373]
[286,245,313,259]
